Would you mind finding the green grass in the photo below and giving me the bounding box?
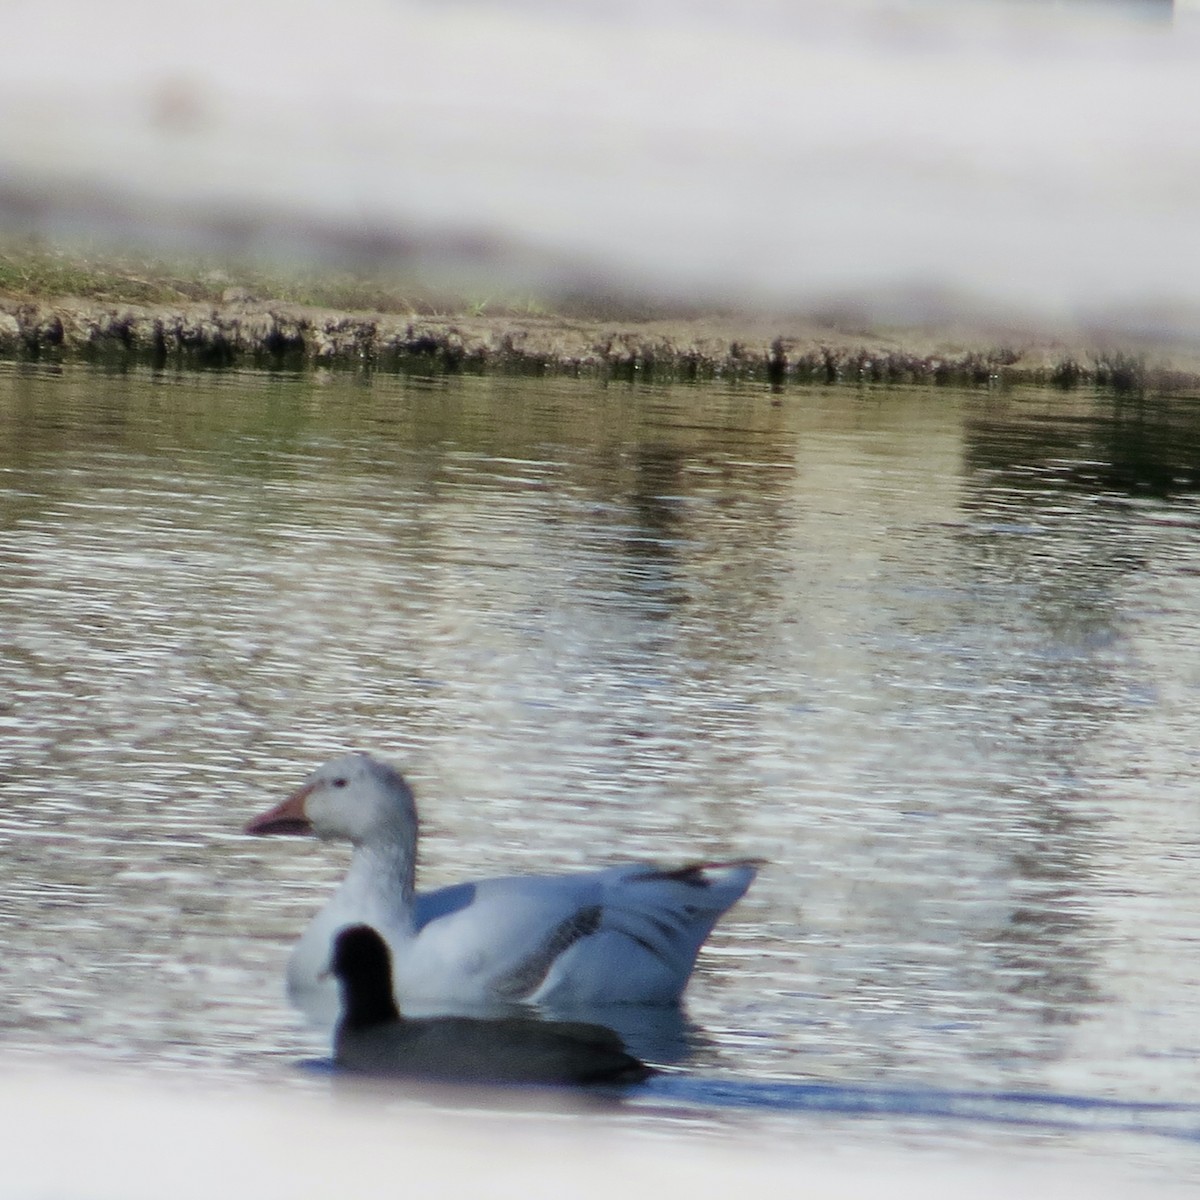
[0,237,707,322]
[0,238,457,313]
[0,242,209,304]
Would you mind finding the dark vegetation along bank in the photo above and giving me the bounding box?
[1,245,1196,392]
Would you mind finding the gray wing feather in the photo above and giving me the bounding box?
[491,904,603,1000]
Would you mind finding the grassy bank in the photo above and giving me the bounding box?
[1,241,1195,393]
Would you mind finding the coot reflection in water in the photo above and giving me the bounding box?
[321,929,1200,1147]
[632,1075,1200,1147]
[315,929,1200,1150]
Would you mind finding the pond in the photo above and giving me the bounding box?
[2,362,1200,1187]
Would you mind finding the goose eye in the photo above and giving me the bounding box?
[332,777,348,788]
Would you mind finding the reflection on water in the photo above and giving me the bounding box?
[2,364,1200,1170]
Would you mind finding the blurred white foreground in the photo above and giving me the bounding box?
[3,1066,1194,1200]
[1,0,1198,331]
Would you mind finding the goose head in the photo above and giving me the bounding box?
[245,753,417,847]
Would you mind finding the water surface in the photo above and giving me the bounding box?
[2,363,1200,1181]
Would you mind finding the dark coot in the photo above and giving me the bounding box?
[331,924,655,1087]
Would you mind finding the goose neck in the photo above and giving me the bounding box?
[344,834,417,913]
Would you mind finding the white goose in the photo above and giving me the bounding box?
[246,752,759,1025]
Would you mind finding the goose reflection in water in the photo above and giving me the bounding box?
[331,925,654,1087]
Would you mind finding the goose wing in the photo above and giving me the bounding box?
[406,859,761,1007]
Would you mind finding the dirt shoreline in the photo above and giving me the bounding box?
[2,289,1198,393]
